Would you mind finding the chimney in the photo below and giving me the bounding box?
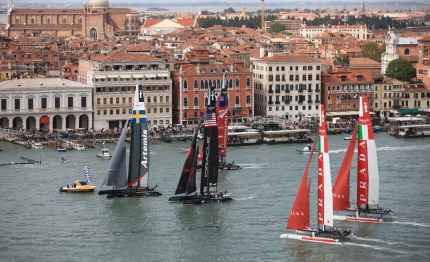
[260,47,265,58]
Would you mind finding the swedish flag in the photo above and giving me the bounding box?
[132,110,147,124]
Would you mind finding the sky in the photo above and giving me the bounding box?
[5,0,423,3]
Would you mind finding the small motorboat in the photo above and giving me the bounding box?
[344,136,352,140]
[97,148,112,159]
[180,147,189,153]
[75,144,86,151]
[57,148,67,152]
[32,142,43,149]
[296,145,318,153]
[59,180,95,193]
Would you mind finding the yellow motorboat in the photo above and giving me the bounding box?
[59,180,96,193]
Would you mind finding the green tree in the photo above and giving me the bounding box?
[268,23,286,33]
[224,8,236,13]
[385,59,416,82]
[361,42,385,62]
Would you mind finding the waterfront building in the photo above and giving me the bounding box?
[0,78,92,131]
[6,0,140,40]
[373,76,405,118]
[416,35,430,88]
[172,63,253,126]
[78,49,172,130]
[321,68,374,114]
[252,54,321,120]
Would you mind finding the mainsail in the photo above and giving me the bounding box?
[128,84,150,188]
[101,118,129,189]
[84,165,92,183]
[317,105,334,231]
[174,118,203,195]
[200,85,219,195]
[357,96,380,210]
[217,74,228,164]
[332,124,358,211]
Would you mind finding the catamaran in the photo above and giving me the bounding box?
[169,85,232,204]
[333,96,393,222]
[280,105,352,244]
[217,74,240,171]
[98,84,161,198]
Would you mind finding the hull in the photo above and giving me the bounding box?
[333,215,383,223]
[99,187,161,197]
[219,162,241,170]
[59,186,95,193]
[280,234,342,245]
[169,193,232,204]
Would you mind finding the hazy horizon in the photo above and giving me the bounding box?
[5,0,425,4]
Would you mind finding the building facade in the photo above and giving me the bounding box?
[0,78,93,131]
[79,51,172,130]
[300,24,368,40]
[6,0,140,40]
[172,63,253,126]
[253,54,322,120]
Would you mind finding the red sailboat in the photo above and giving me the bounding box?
[333,96,393,222]
[280,105,352,244]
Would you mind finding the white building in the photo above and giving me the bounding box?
[0,78,93,131]
[381,29,418,75]
[79,51,173,130]
[300,24,368,40]
[253,54,322,120]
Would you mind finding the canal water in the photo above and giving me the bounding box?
[0,133,429,261]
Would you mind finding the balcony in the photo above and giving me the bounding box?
[268,101,274,105]
[275,101,280,104]
[307,100,313,103]
[275,90,281,93]
[284,101,290,104]
[268,90,273,94]
[315,99,321,103]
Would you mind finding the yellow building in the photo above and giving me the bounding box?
[6,0,140,40]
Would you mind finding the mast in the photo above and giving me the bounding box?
[332,124,358,211]
[317,105,333,231]
[128,84,149,188]
[217,74,228,164]
[357,96,379,210]
[200,85,219,195]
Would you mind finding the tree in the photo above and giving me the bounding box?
[361,42,385,62]
[385,59,416,82]
[268,23,286,34]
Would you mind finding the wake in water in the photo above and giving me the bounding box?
[330,144,430,154]
[343,242,409,254]
[390,221,430,228]
[234,196,254,201]
[239,163,265,169]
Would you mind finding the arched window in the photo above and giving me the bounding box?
[194,80,198,90]
[246,95,251,104]
[78,16,82,24]
[229,79,233,88]
[184,112,187,119]
[217,79,221,88]
[212,80,216,88]
[205,80,209,89]
[15,16,20,24]
[90,28,98,41]
[31,16,35,24]
[183,80,188,91]
[200,80,204,89]
[235,96,240,105]
[246,78,250,88]
[63,16,67,24]
[183,98,188,107]
[236,79,240,88]
[47,16,51,24]
[404,48,410,55]
[194,97,199,107]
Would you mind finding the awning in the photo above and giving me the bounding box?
[40,116,49,124]
[94,75,106,79]
[107,75,118,79]
[145,74,157,78]
[398,109,426,115]
[120,75,131,79]
[233,107,243,111]
[326,111,375,117]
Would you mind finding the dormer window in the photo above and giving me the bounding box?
[340,75,347,81]
[221,68,227,72]
[209,69,215,73]
[356,75,363,81]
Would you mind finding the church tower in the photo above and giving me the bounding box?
[361,1,366,15]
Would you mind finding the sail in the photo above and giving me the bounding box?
[357,96,380,210]
[200,85,219,195]
[217,74,228,163]
[101,119,129,189]
[128,84,150,187]
[83,165,92,183]
[317,105,333,230]
[188,144,199,194]
[332,124,358,211]
[286,136,316,231]
[174,118,202,195]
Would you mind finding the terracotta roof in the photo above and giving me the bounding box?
[142,19,164,28]
[175,19,196,27]
[261,54,320,63]
[90,50,163,62]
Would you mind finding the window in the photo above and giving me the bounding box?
[68,97,73,108]
[246,95,251,104]
[235,96,240,105]
[28,98,33,110]
[236,79,240,88]
[15,16,20,24]
[90,28,98,41]
[81,97,87,108]
[183,98,188,107]
[194,80,198,90]
[41,98,47,109]
[229,79,233,88]
[31,16,35,24]
[194,97,199,107]
[15,99,20,110]
[63,16,67,24]
[404,49,410,55]
[55,97,60,108]
[184,80,188,91]
[246,78,251,88]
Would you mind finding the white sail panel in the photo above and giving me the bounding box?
[367,139,380,206]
